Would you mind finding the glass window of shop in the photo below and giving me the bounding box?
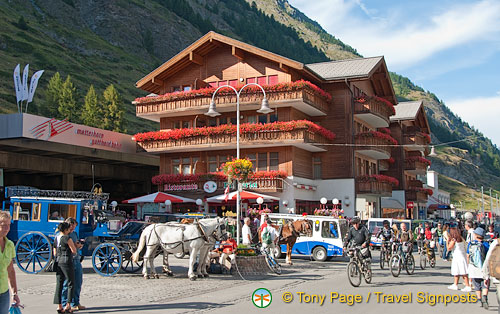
[258,153,267,171]
[313,157,321,179]
[269,152,279,171]
[208,156,218,172]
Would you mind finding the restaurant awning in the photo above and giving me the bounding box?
[381,198,405,209]
[122,192,196,204]
[206,190,280,203]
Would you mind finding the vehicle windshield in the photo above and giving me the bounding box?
[368,221,384,235]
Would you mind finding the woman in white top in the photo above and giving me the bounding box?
[447,227,471,291]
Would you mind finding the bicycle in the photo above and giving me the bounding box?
[419,240,436,269]
[389,242,415,277]
[260,245,282,275]
[379,240,392,269]
[345,245,372,287]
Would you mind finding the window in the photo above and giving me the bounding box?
[247,153,257,171]
[269,113,278,123]
[173,121,180,129]
[13,202,41,221]
[313,157,321,179]
[230,117,237,125]
[258,115,267,124]
[247,77,256,84]
[322,221,339,239]
[258,153,267,171]
[208,156,218,172]
[48,204,77,221]
[219,117,228,125]
[173,86,182,92]
[183,85,191,91]
[182,121,191,129]
[247,115,257,124]
[257,76,267,85]
[229,79,238,87]
[182,157,191,175]
[196,119,207,128]
[208,118,217,127]
[172,159,181,174]
[268,75,278,85]
[269,152,279,171]
[218,80,228,87]
[208,82,217,88]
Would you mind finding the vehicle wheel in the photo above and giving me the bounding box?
[15,231,53,274]
[420,252,427,270]
[406,255,415,275]
[120,244,144,273]
[265,254,282,275]
[174,252,185,259]
[364,263,372,284]
[273,246,283,259]
[379,250,385,269]
[347,262,361,287]
[312,246,327,262]
[390,255,401,277]
[92,243,122,277]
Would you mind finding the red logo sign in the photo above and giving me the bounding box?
[30,118,73,139]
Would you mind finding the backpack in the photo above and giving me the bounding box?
[469,241,487,268]
[489,239,500,279]
[262,227,272,245]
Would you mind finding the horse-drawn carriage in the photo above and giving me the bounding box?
[2,187,147,277]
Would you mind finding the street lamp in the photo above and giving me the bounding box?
[206,83,272,245]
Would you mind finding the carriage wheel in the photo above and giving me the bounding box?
[15,232,52,274]
[92,243,122,277]
[120,244,144,273]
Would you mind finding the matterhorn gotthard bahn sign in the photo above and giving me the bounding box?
[22,113,136,153]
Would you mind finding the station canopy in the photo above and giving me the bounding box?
[206,190,280,203]
[123,192,196,204]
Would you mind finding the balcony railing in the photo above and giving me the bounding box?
[138,128,330,153]
[161,178,283,193]
[356,179,392,197]
[407,179,423,189]
[406,190,428,202]
[403,132,430,152]
[355,133,394,160]
[404,158,428,175]
[134,83,329,120]
[354,97,394,128]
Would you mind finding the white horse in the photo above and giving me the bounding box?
[132,218,226,280]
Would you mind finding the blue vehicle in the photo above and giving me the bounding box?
[265,213,348,262]
[2,186,148,276]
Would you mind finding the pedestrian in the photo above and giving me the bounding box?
[482,236,500,313]
[447,227,472,292]
[442,224,450,261]
[467,227,490,308]
[61,218,86,311]
[415,223,425,253]
[54,222,77,313]
[486,224,499,241]
[436,222,443,255]
[0,211,21,314]
[464,220,474,245]
[242,217,252,245]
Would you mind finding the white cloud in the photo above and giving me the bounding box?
[446,95,500,147]
[289,0,500,70]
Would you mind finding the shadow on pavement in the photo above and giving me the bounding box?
[84,302,233,313]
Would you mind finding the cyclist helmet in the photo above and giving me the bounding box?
[351,216,361,224]
[383,220,390,226]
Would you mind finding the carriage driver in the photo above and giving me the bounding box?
[343,217,370,255]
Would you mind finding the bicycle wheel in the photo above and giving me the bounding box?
[364,262,372,284]
[430,256,436,268]
[419,252,427,270]
[390,255,401,277]
[405,254,415,275]
[347,261,362,287]
[379,249,385,269]
[266,254,282,275]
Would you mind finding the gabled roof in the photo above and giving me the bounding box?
[390,101,423,121]
[305,56,384,81]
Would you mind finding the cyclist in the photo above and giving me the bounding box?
[398,223,414,253]
[376,220,394,254]
[260,217,279,256]
[344,216,371,259]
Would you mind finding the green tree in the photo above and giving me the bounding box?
[102,84,125,132]
[42,72,63,117]
[57,75,80,123]
[81,85,102,128]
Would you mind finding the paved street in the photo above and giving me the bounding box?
[15,252,496,314]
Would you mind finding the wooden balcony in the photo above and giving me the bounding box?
[355,134,392,160]
[356,179,392,197]
[220,178,284,193]
[403,132,429,152]
[407,179,423,189]
[354,98,393,128]
[135,85,329,121]
[404,159,428,175]
[406,189,428,202]
[138,128,329,153]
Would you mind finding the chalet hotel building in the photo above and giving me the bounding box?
[132,32,431,219]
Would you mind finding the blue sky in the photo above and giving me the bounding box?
[289,0,500,147]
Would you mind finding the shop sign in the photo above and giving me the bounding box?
[224,182,258,189]
[203,181,217,193]
[164,183,197,191]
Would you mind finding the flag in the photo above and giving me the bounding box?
[224,186,230,202]
[28,70,44,103]
[13,64,22,110]
[21,64,29,102]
